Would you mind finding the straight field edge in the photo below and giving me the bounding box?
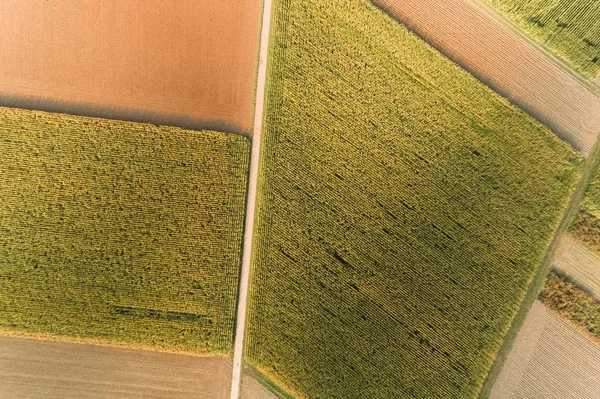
[478,137,600,398]
[244,365,296,399]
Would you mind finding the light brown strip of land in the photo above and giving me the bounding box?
[0,0,261,134]
[240,376,277,399]
[554,235,600,300]
[490,301,600,399]
[372,0,600,156]
[0,335,232,399]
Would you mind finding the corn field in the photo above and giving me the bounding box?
[0,107,249,354]
[485,0,600,78]
[245,0,581,397]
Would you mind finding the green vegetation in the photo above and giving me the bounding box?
[540,272,600,342]
[484,0,600,78]
[245,0,581,397]
[0,107,249,354]
[571,158,600,254]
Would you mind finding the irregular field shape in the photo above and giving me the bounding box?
[490,301,600,399]
[0,335,232,399]
[483,0,600,78]
[0,0,261,134]
[240,376,278,399]
[554,235,600,300]
[570,160,600,254]
[0,107,250,354]
[246,0,580,397]
[372,0,600,155]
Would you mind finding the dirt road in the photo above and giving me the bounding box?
[554,235,600,300]
[372,0,600,155]
[490,301,600,398]
[0,0,261,134]
[0,335,232,399]
[229,0,274,397]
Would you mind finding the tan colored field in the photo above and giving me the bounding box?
[490,301,600,398]
[372,0,600,155]
[0,335,233,398]
[554,235,600,300]
[0,0,261,134]
[240,376,278,399]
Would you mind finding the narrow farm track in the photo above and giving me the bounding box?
[372,0,600,156]
[554,235,600,300]
[489,302,600,399]
[230,0,274,397]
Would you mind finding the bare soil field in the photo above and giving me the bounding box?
[372,0,600,156]
[240,376,278,399]
[490,301,600,399]
[554,235,600,300]
[0,335,232,399]
[0,0,261,134]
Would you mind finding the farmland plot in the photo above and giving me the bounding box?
[372,0,600,155]
[554,235,600,300]
[0,107,249,354]
[0,335,233,399]
[490,301,600,399]
[483,0,600,79]
[0,0,261,134]
[571,157,600,254]
[244,0,580,397]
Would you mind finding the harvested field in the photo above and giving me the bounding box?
[0,0,261,134]
[245,0,580,397]
[372,0,600,155]
[0,335,232,399]
[554,235,600,300]
[482,0,600,78]
[0,107,249,354]
[490,301,600,399]
[240,376,278,399]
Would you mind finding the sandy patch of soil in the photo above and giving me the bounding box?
[0,335,232,399]
[240,376,278,399]
[490,301,600,398]
[554,235,600,300]
[0,0,261,134]
[372,0,600,156]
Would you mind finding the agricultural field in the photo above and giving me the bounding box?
[571,158,600,254]
[0,107,249,354]
[372,0,600,155]
[0,0,262,134]
[554,235,600,300]
[539,272,600,343]
[244,0,581,397]
[489,301,600,399]
[0,335,233,399]
[483,0,600,79]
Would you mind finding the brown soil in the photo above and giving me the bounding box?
[0,335,233,399]
[0,0,261,134]
[490,301,600,398]
[372,0,600,156]
[554,235,600,300]
[240,376,278,399]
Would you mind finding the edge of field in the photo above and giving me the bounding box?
[467,0,600,98]
[479,137,600,398]
[244,366,295,399]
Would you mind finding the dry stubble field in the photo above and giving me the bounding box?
[553,235,600,300]
[372,0,600,155]
[0,0,261,134]
[490,301,600,399]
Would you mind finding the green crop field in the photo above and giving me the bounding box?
[0,107,249,354]
[484,0,600,78]
[571,158,600,254]
[245,0,581,397]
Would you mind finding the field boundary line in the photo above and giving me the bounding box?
[229,0,274,396]
[479,137,600,398]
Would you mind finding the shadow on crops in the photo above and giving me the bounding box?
[0,94,250,137]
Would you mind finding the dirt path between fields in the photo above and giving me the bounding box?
[0,335,232,399]
[372,0,600,156]
[554,235,600,300]
[0,0,261,134]
[229,0,274,397]
[489,301,600,399]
